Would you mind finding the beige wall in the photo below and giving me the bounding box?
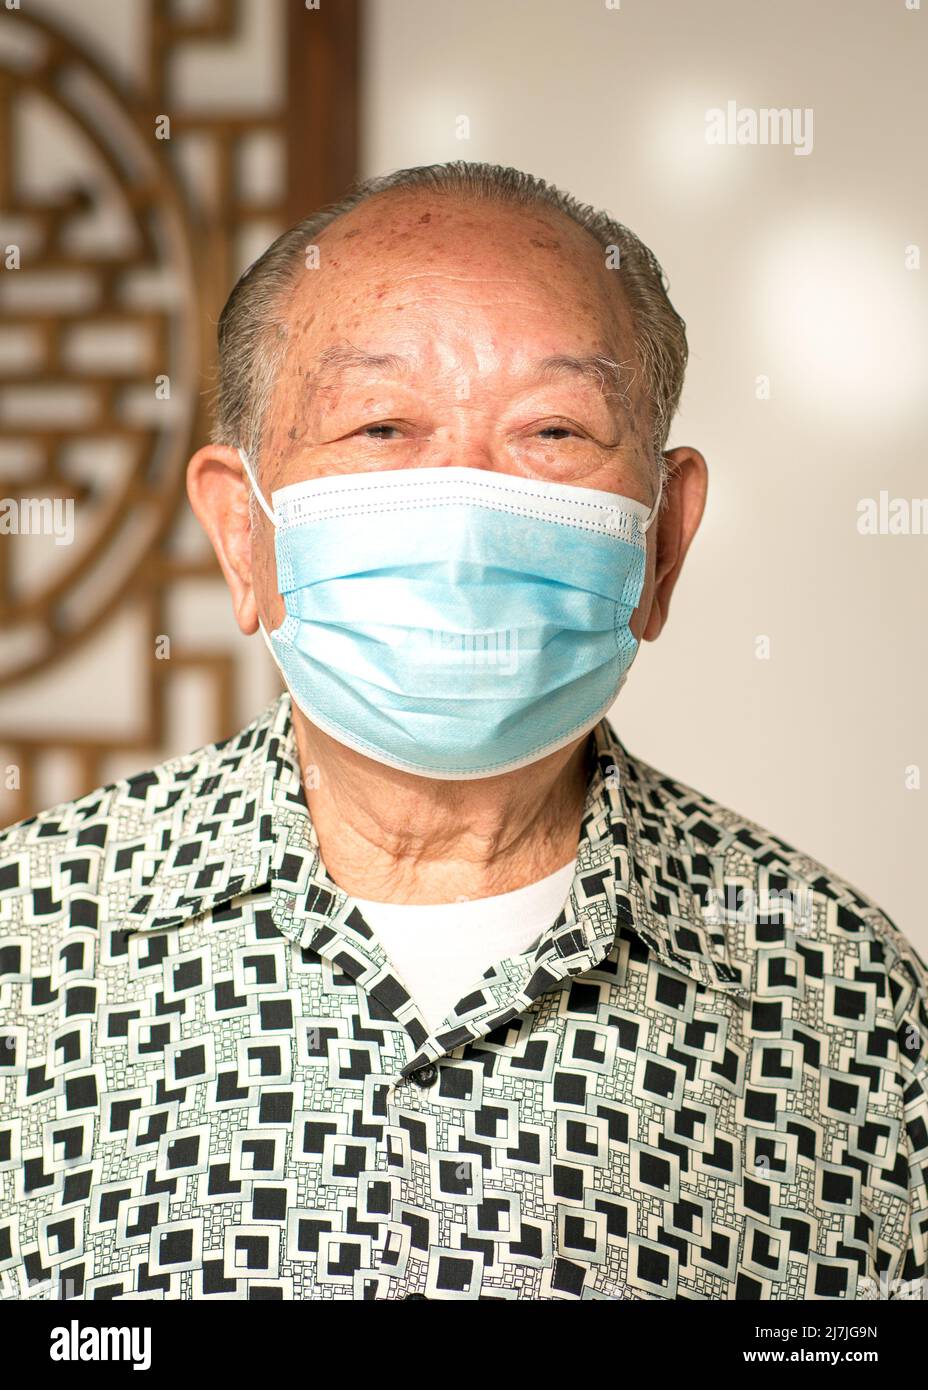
[361,0,927,946]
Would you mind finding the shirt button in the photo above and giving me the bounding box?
[409,1063,438,1087]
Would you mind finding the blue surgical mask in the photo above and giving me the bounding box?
[238,449,661,780]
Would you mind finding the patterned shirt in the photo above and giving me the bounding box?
[1,692,926,1301]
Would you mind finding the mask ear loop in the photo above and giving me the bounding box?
[238,446,285,651]
[238,446,278,527]
[640,466,664,534]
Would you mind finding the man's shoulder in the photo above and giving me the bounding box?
[0,697,281,894]
[621,741,926,987]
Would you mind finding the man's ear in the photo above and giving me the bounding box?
[186,443,260,635]
[640,445,708,641]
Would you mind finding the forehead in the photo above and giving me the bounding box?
[279,190,635,358]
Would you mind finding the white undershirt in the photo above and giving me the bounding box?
[350,859,577,1035]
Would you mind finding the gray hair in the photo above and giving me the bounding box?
[211,161,689,522]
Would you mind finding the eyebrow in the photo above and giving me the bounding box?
[310,344,409,383]
[307,344,635,412]
[536,353,635,409]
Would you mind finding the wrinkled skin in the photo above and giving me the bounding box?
[187,192,707,903]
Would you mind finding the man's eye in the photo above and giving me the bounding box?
[537,426,576,440]
[360,424,401,439]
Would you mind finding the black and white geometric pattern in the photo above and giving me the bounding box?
[1,692,926,1299]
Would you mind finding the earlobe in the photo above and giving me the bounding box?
[641,596,664,643]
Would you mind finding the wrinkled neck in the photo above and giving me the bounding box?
[291,705,593,904]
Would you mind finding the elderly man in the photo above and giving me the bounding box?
[1,162,926,1303]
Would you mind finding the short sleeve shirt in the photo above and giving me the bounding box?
[1,693,926,1301]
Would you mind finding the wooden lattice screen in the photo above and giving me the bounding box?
[0,0,359,824]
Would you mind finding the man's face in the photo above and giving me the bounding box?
[250,191,662,641]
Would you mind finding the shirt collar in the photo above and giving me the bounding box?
[125,692,751,1007]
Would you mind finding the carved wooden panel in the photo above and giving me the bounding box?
[0,0,359,823]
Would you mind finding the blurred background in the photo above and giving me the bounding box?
[0,0,924,947]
